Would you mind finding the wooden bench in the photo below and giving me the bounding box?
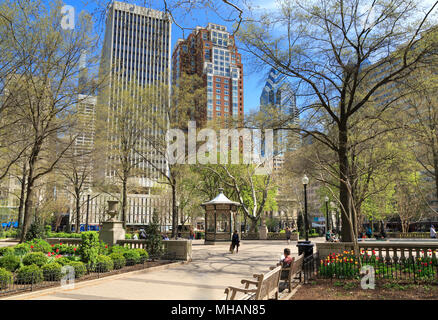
[224,265,282,300]
[270,253,304,293]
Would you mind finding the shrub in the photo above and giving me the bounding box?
[95,255,113,272]
[145,211,163,258]
[132,248,149,263]
[0,247,15,257]
[13,243,31,256]
[55,257,72,266]
[41,263,62,281]
[27,238,51,253]
[79,231,100,265]
[0,254,21,272]
[47,232,81,238]
[125,233,133,239]
[25,218,47,241]
[123,249,141,265]
[16,264,43,284]
[68,261,87,278]
[0,267,12,289]
[98,241,109,255]
[45,225,52,236]
[5,229,18,239]
[109,253,126,269]
[22,252,48,267]
[51,243,77,255]
[110,245,127,255]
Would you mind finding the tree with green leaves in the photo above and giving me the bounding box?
[237,0,438,241]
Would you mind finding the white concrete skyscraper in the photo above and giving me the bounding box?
[98,1,172,188]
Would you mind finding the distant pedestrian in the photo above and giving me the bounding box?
[230,230,240,253]
[285,227,292,244]
[431,225,436,239]
[139,228,147,240]
[366,227,372,238]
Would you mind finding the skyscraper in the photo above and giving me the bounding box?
[172,23,244,126]
[260,68,299,157]
[98,1,171,187]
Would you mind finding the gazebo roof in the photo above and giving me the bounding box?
[201,188,241,207]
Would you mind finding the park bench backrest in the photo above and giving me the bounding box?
[291,254,304,276]
[254,265,281,300]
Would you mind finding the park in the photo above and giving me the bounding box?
[1,0,438,304]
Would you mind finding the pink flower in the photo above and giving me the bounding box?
[48,252,52,257]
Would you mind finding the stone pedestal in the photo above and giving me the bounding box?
[163,240,192,261]
[259,225,268,240]
[99,221,125,247]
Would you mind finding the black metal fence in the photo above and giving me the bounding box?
[302,252,438,283]
[0,254,177,298]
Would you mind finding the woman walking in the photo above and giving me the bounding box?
[230,230,240,254]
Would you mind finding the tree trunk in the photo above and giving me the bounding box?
[249,217,258,233]
[20,175,34,243]
[433,148,438,202]
[122,176,127,229]
[75,188,80,233]
[171,183,177,239]
[17,161,27,230]
[338,121,353,242]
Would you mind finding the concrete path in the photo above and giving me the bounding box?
[11,238,324,300]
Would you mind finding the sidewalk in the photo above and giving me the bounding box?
[10,238,325,300]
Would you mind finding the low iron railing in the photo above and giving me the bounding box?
[0,257,176,298]
[313,249,438,283]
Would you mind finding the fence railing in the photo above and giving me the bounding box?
[316,252,438,282]
[0,258,173,298]
[317,242,438,263]
[386,232,430,239]
[303,253,319,284]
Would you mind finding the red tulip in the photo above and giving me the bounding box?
[56,249,59,253]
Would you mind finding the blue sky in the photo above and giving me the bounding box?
[63,0,270,115]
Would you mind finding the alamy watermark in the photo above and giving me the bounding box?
[60,265,75,289]
[360,265,375,290]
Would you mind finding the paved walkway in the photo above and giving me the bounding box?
[12,238,324,300]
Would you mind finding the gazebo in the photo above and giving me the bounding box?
[201,188,241,245]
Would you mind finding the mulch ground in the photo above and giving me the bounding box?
[291,279,438,300]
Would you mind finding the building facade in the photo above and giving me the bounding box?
[172,23,244,126]
[98,1,172,187]
[260,67,299,159]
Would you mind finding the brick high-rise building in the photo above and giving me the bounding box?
[172,23,244,126]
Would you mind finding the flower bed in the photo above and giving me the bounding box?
[318,249,438,281]
[0,234,173,297]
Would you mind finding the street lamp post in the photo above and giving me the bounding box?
[296,174,314,257]
[176,200,180,237]
[86,193,91,232]
[325,196,329,233]
[303,175,309,241]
